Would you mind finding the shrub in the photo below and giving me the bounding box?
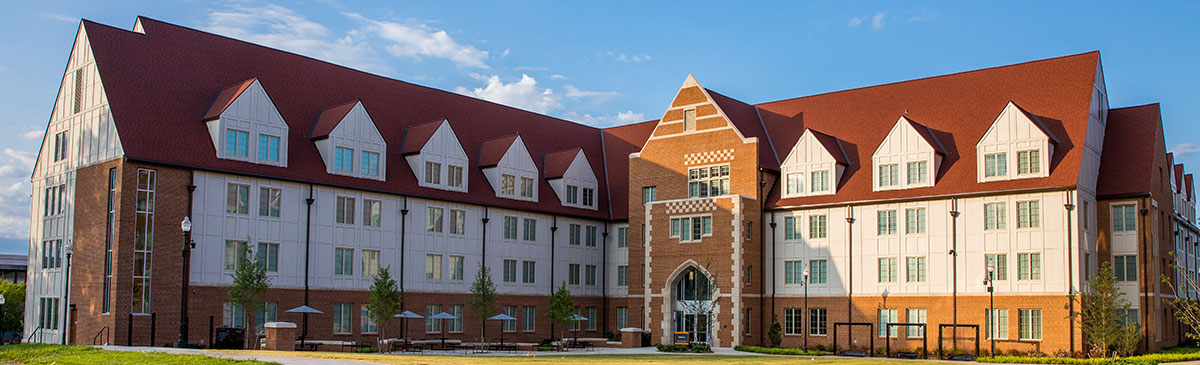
[977,348,1200,365]
[657,343,713,353]
[734,345,826,356]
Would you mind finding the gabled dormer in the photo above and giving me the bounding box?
[976,101,1059,182]
[872,116,946,191]
[203,78,288,167]
[311,101,386,181]
[478,134,538,201]
[780,129,850,198]
[544,148,598,210]
[401,119,468,192]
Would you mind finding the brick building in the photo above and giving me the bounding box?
[24,17,1200,354]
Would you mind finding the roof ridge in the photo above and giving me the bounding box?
[753,51,1100,107]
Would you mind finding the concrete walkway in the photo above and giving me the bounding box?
[100,345,382,365]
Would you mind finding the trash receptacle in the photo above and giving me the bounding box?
[641,331,651,347]
[214,327,245,349]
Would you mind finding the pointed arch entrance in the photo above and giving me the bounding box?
[671,265,713,344]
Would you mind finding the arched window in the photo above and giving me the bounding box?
[674,267,711,301]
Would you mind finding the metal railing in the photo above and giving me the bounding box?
[26,327,42,343]
[93,326,110,346]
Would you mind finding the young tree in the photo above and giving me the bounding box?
[468,263,497,343]
[1072,261,1137,357]
[227,244,271,349]
[0,280,25,343]
[1164,252,1200,347]
[546,282,575,341]
[366,266,402,352]
[767,315,783,348]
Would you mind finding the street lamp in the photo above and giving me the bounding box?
[803,264,810,352]
[984,261,996,357]
[175,217,194,348]
[63,241,72,345]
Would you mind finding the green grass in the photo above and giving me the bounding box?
[228,349,942,364]
[734,345,827,356]
[977,347,1200,365]
[0,344,276,365]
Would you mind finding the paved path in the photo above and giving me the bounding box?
[100,345,381,365]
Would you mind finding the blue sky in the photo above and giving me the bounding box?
[0,1,1197,254]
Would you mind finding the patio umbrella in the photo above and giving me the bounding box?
[287,305,324,348]
[394,311,423,345]
[570,314,588,345]
[430,312,458,349]
[487,313,516,345]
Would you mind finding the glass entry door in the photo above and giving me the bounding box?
[673,311,709,343]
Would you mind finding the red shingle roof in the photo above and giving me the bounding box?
[758,51,1099,208]
[904,117,948,155]
[202,78,256,121]
[309,100,359,140]
[90,17,612,219]
[477,134,519,168]
[1176,164,1186,193]
[1187,174,1194,202]
[809,129,852,165]
[707,89,779,170]
[1096,104,1163,197]
[400,119,447,156]
[601,120,657,219]
[543,148,582,179]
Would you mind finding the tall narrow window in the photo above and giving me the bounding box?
[582,188,595,207]
[522,261,536,283]
[259,187,281,217]
[784,216,801,240]
[785,308,803,335]
[985,254,1008,281]
[907,309,927,337]
[425,254,442,280]
[905,208,926,234]
[878,257,897,283]
[504,216,518,240]
[427,207,443,232]
[363,200,382,227]
[642,186,657,204]
[53,131,70,162]
[617,265,628,286]
[450,256,464,281]
[361,151,380,176]
[103,168,116,314]
[226,184,250,214]
[810,259,828,284]
[362,250,380,277]
[617,227,628,248]
[450,210,466,235]
[132,169,156,314]
[906,256,927,282]
[503,306,517,332]
[810,215,828,238]
[569,224,581,245]
[1018,309,1042,340]
[586,226,598,247]
[256,243,279,272]
[256,302,278,335]
[786,173,804,195]
[1112,204,1137,232]
[585,265,597,286]
[907,161,928,184]
[1018,253,1042,280]
[334,147,354,172]
[877,210,897,235]
[810,308,828,335]
[333,303,351,334]
[258,135,281,161]
[447,165,463,187]
[1114,255,1138,281]
[784,261,803,284]
[878,309,898,337]
[568,264,581,285]
[1017,201,1040,228]
[361,305,377,334]
[683,109,696,131]
[523,306,536,331]
[224,240,248,271]
[335,197,355,225]
[984,203,1006,230]
[73,69,83,114]
[334,248,354,276]
[449,305,463,332]
[520,177,534,197]
[425,305,441,332]
[984,153,1007,177]
[226,130,249,157]
[424,161,441,184]
[503,259,518,282]
[566,185,579,204]
[617,307,628,330]
[523,218,536,241]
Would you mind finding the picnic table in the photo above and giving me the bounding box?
[294,340,355,352]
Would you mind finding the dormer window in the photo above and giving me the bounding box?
[689,164,730,198]
[520,177,534,198]
[544,148,598,210]
[907,161,928,184]
[786,173,804,195]
[361,151,380,176]
[984,153,1007,177]
[566,185,579,204]
[335,147,354,172]
[878,164,899,187]
[501,174,516,195]
[447,165,463,188]
[811,170,830,192]
[204,79,289,167]
[258,135,281,161]
[226,129,249,157]
[583,188,595,207]
[425,162,441,184]
[1017,150,1040,175]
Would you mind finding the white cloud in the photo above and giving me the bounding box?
[607,52,652,63]
[563,85,618,99]
[550,74,567,80]
[513,66,548,72]
[563,110,646,127]
[40,13,76,23]
[1172,143,1200,156]
[498,48,510,59]
[20,126,42,141]
[872,12,887,29]
[0,149,35,179]
[0,65,8,72]
[346,12,490,69]
[848,16,865,28]
[202,4,390,74]
[455,74,560,114]
[0,181,31,240]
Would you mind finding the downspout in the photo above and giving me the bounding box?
[303,185,314,341]
[845,205,855,344]
[550,216,558,337]
[400,197,408,297]
[1064,191,1076,353]
[481,206,489,340]
[950,198,959,344]
[760,178,767,342]
[769,212,777,329]
[602,227,609,335]
[1140,198,1150,353]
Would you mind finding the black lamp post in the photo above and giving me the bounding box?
[984,261,995,357]
[175,216,194,348]
[803,264,810,352]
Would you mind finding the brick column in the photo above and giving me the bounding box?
[263,322,297,351]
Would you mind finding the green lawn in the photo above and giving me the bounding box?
[0,344,276,365]
[226,349,940,364]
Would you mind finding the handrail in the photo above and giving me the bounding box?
[93,326,110,346]
[26,327,42,343]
